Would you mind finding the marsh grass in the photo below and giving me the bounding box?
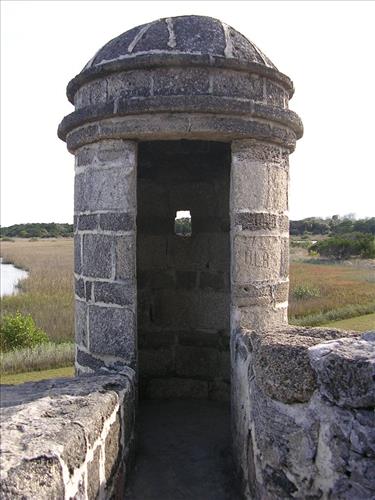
[1,239,74,342]
[1,342,74,374]
[289,261,375,325]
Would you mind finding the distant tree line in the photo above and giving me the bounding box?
[290,216,375,236]
[1,223,73,239]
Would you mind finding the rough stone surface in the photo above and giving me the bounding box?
[309,333,375,408]
[89,305,136,363]
[0,373,136,500]
[249,326,360,403]
[231,327,375,499]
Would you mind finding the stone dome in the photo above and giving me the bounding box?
[83,15,276,71]
[60,15,303,151]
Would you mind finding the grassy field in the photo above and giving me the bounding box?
[289,244,375,326]
[1,238,74,342]
[325,313,375,331]
[0,366,74,385]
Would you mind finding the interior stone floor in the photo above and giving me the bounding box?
[124,399,241,500]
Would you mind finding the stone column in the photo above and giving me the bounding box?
[230,139,290,332]
[73,139,137,374]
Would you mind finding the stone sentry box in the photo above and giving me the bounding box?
[1,15,371,500]
[58,15,303,398]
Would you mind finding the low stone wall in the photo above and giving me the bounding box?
[0,370,136,499]
[231,327,375,499]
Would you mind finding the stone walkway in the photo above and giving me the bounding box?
[125,400,241,500]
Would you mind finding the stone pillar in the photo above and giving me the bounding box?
[230,139,290,332]
[73,139,137,374]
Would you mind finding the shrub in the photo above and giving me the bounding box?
[292,285,320,300]
[310,233,375,260]
[0,313,49,352]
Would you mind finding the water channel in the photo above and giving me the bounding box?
[0,259,28,297]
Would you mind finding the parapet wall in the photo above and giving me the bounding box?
[0,370,136,499]
[231,327,375,499]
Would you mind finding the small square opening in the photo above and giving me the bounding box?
[174,210,192,237]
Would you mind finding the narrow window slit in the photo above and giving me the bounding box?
[174,210,192,236]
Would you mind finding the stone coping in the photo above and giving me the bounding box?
[66,54,294,104]
[241,326,363,404]
[63,114,298,153]
[0,370,135,499]
[58,95,303,144]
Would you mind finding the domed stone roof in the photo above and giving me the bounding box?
[83,15,276,71]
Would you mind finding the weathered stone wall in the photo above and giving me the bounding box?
[73,66,289,111]
[0,371,136,499]
[231,327,375,499]
[230,140,289,332]
[137,140,231,400]
[73,139,138,374]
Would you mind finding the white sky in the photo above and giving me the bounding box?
[1,0,374,227]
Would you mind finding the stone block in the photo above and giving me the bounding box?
[199,271,225,290]
[175,345,229,379]
[138,330,176,349]
[104,414,121,482]
[138,270,176,290]
[265,80,286,108]
[176,271,197,289]
[107,70,152,100]
[76,348,105,372]
[75,276,85,298]
[139,348,174,377]
[59,422,87,475]
[231,148,288,212]
[178,330,228,349]
[89,305,136,361]
[232,234,282,283]
[83,234,113,279]
[93,280,135,306]
[234,212,281,232]
[75,140,136,168]
[158,289,230,330]
[280,237,289,278]
[85,280,93,302]
[75,299,87,348]
[77,214,98,231]
[0,457,64,499]
[137,179,169,218]
[211,69,263,100]
[74,234,82,274]
[75,166,136,213]
[99,212,135,232]
[308,335,375,408]
[192,216,229,233]
[137,235,168,270]
[231,140,282,163]
[87,79,108,106]
[115,234,136,280]
[137,216,173,235]
[147,377,209,399]
[233,281,289,307]
[87,446,101,500]
[238,304,287,331]
[249,327,359,403]
[153,67,209,96]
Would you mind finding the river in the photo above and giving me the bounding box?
[0,259,28,297]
